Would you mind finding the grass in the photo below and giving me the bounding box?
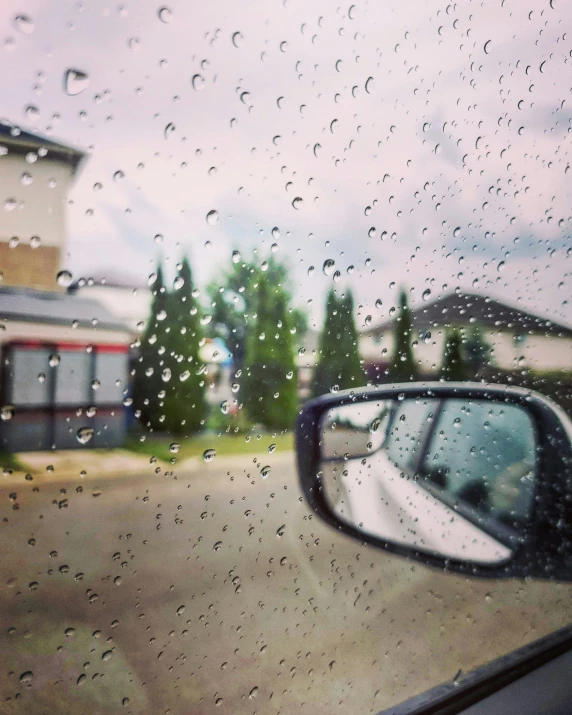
[0,449,26,472]
[125,431,294,463]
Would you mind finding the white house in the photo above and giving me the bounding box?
[360,291,572,381]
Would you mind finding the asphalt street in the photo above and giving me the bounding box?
[1,452,571,715]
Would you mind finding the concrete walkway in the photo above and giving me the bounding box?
[1,448,296,487]
[3,449,159,486]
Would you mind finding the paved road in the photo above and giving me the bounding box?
[1,453,571,715]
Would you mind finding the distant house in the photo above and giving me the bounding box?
[0,122,132,451]
[0,289,132,451]
[360,291,572,381]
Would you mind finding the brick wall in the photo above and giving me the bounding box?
[0,243,61,291]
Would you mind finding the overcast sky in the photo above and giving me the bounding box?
[1,0,571,330]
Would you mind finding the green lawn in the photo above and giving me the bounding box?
[125,431,294,463]
[0,450,25,472]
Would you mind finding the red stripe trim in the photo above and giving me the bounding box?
[94,345,129,354]
[6,340,129,353]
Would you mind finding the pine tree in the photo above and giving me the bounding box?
[133,261,170,430]
[441,328,469,381]
[160,256,207,435]
[312,289,365,397]
[338,290,365,389]
[312,289,340,397]
[207,254,307,371]
[388,289,417,382]
[242,270,298,430]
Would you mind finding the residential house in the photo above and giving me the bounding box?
[0,122,132,451]
[360,291,572,382]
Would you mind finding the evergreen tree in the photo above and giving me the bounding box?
[338,290,365,388]
[312,289,339,397]
[441,328,469,381]
[312,289,364,398]
[388,289,417,382]
[161,256,207,434]
[133,261,170,430]
[206,254,307,370]
[242,270,298,430]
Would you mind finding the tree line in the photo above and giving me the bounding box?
[132,254,491,436]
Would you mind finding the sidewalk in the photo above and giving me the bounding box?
[2,448,159,487]
[1,448,296,487]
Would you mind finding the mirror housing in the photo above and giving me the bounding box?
[296,383,572,580]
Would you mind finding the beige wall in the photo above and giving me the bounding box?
[0,243,61,291]
[0,153,75,290]
[360,327,572,373]
[1,153,74,248]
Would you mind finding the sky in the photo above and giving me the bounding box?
[1,0,571,332]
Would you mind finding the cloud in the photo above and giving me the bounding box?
[1,0,570,327]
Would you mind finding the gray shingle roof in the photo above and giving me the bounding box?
[0,121,85,172]
[363,291,572,339]
[0,287,129,333]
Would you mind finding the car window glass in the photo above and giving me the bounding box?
[1,0,571,713]
[384,399,436,471]
[421,401,537,523]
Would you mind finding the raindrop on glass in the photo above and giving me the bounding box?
[192,74,205,91]
[322,259,335,276]
[13,15,34,34]
[64,69,90,95]
[57,270,73,288]
[0,405,14,421]
[158,6,172,23]
[76,427,94,445]
[206,209,219,225]
[203,449,216,462]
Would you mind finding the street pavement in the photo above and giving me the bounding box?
[1,451,571,715]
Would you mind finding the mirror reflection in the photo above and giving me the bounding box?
[319,397,538,565]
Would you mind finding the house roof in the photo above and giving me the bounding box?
[70,271,149,292]
[0,120,86,173]
[0,287,130,333]
[362,291,572,340]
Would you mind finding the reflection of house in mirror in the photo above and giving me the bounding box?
[0,122,132,451]
[361,292,572,382]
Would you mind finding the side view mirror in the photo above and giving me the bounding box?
[296,383,572,580]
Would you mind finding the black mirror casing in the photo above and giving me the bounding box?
[295,383,572,581]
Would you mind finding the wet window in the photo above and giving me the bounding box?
[0,0,571,713]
